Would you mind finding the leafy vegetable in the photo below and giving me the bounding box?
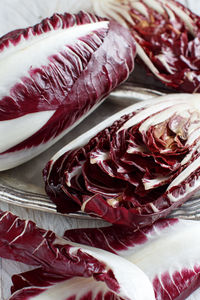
[0,210,155,299]
[124,0,200,93]
[64,218,200,300]
[44,93,200,227]
[0,10,135,171]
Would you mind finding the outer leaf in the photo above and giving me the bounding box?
[0,10,135,171]
[44,93,200,227]
[0,210,155,300]
[64,218,200,300]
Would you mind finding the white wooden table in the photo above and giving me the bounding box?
[0,0,199,299]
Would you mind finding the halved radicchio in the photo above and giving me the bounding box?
[0,10,135,171]
[64,218,200,300]
[44,93,200,228]
[0,210,155,300]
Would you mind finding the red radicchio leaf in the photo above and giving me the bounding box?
[126,0,200,93]
[0,10,135,171]
[44,93,200,228]
[0,210,155,300]
[64,218,200,300]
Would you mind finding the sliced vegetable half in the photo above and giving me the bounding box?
[44,93,200,227]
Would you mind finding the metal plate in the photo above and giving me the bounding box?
[0,83,199,220]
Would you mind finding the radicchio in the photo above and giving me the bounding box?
[44,93,200,228]
[0,210,155,300]
[64,218,200,300]
[0,11,135,171]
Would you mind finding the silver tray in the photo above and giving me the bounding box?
[0,83,200,220]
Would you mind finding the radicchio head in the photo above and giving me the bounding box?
[0,11,135,170]
[44,93,200,228]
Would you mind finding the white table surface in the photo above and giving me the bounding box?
[0,0,200,299]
